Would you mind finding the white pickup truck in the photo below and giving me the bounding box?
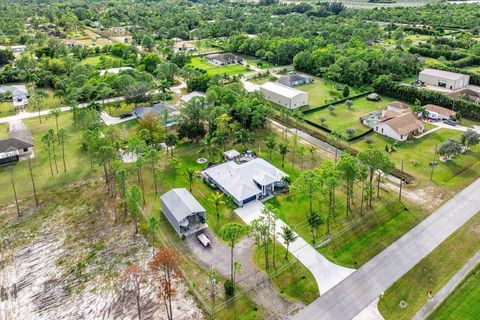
[197,233,212,247]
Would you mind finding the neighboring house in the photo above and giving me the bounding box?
[202,152,287,207]
[419,68,470,90]
[99,67,133,76]
[160,188,207,237]
[423,104,457,120]
[276,74,313,87]
[133,103,180,122]
[180,91,206,104]
[0,84,28,108]
[0,121,34,165]
[260,82,308,109]
[387,101,410,113]
[0,45,27,54]
[173,40,196,53]
[374,111,423,141]
[446,87,480,103]
[206,53,243,66]
[63,40,84,48]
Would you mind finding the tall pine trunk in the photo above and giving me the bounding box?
[28,157,39,206]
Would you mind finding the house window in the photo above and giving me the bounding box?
[400,135,403,139]
[375,126,378,131]
[438,80,447,88]
[23,148,28,152]
[381,128,384,133]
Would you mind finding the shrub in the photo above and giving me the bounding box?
[224,279,234,296]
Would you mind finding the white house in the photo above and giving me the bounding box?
[419,69,470,91]
[260,82,308,109]
[160,188,207,237]
[173,40,196,53]
[423,104,456,120]
[180,91,206,104]
[202,154,287,206]
[0,84,28,108]
[374,111,423,141]
[99,67,133,76]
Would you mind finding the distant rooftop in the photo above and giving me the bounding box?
[260,82,307,99]
[420,68,467,81]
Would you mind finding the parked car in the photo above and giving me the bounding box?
[443,119,457,126]
[197,232,212,247]
[119,112,133,119]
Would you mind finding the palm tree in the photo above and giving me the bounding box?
[280,225,295,260]
[184,167,197,192]
[209,192,225,221]
[33,89,48,124]
[218,223,250,289]
[41,130,55,176]
[48,108,62,141]
[57,128,69,172]
[265,135,277,159]
[235,129,253,152]
[278,143,288,168]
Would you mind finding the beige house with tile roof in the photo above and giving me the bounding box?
[374,110,423,141]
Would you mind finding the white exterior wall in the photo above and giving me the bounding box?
[419,73,470,90]
[426,110,452,121]
[374,123,406,141]
[260,87,308,109]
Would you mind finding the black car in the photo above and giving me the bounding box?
[119,112,133,119]
[443,119,457,126]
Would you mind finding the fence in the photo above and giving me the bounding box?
[302,91,372,114]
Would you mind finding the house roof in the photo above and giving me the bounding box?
[99,67,133,76]
[446,88,480,101]
[0,138,33,154]
[260,82,307,99]
[203,158,287,202]
[388,101,410,110]
[223,149,240,158]
[160,188,205,222]
[424,104,456,117]
[381,112,423,136]
[276,74,312,86]
[173,41,196,49]
[0,84,27,97]
[133,103,180,119]
[382,109,411,121]
[207,53,237,62]
[180,91,206,103]
[420,68,467,81]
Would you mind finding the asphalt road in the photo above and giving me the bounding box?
[293,178,480,320]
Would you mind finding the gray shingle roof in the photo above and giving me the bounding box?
[133,103,180,119]
[276,74,312,86]
[0,138,32,154]
[160,188,205,222]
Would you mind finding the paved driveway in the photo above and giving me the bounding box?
[235,200,355,295]
[293,178,480,320]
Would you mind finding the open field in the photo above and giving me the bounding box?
[296,77,364,107]
[351,128,480,188]
[462,65,480,73]
[378,212,480,320]
[303,95,396,138]
[429,266,480,320]
[189,57,249,76]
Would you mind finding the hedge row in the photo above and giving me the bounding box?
[409,47,468,61]
[272,113,415,183]
[373,76,480,121]
[447,55,480,68]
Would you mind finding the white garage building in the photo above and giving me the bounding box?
[260,82,308,109]
[419,68,470,91]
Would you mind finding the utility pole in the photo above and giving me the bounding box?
[430,144,438,181]
[209,267,217,320]
[399,160,404,202]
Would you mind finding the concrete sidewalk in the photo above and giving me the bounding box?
[234,200,355,294]
[293,178,480,320]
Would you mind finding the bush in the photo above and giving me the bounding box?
[224,279,234,296]
[409,47,468,61]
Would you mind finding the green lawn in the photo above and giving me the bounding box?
[296,77,364,107]
[253,242,319,304]
[351,128,480,188]
[462,65,480,73]
[378,212,480,320]
[429,267,480,320]
[304,95,396,138]
[189,57,249,76]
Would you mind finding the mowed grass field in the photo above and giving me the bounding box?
[429,267,480,320]
[296,77,363,107]
[378,212,480,320]
[351,128,480,188]
[188,57,249,76]
[303,95,396,138]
